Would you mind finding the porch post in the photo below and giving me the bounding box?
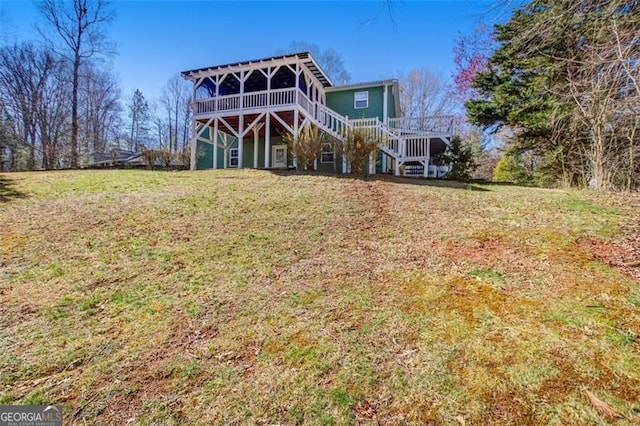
[238,70,245,168]
[212,118,218,169]
[293,108,299,169]
[223,133,228,169]
[264,112,271,168]
[252,122,264,169]
[426,137,431,178]
[238,116,244,168]
[190,119,197,170]
[382,154,387,173]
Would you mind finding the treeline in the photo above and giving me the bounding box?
[467,0,639,190]
[0,0,192,171]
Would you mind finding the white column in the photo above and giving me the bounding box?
[223,134,228,169]
[369,152,375,175]
[293,108,299,169]
[382,154,387,173]
[238,117,244,169]
[253,128,259,169]
[264,112,271,168]
[426,137,431,178]
[212,118,218,169]
[189,119,197,170]
[342,157,347,174]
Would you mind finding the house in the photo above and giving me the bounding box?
[181,52,453,177]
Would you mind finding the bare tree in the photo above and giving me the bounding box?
[36,58,71,169]
[37,0,115,168]
[149,101,168,150]
[0,43,57,169]
[79,62,121,160]
[276,42,351,85]
[160,74,191,153]
[399,68,454,119]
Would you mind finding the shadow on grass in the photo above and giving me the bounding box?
[0,175,28,203]
[263,169,491,191]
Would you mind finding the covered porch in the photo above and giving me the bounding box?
[182,52,333,170]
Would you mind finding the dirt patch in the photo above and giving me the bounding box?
[579,216,640,280]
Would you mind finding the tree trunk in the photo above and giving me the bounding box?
[71,52,80,168]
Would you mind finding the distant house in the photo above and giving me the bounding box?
[181,52,453,177]
[85,149,144,168]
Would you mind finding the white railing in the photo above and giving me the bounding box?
[388,115,454,134]
[269,88,296,107]
[194,88,298,114]
[404,136,430,160]
[298,91,315,117]
[316,103,349,137]
[244,92,268,109]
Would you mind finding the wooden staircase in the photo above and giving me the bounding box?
[297,91,454,176]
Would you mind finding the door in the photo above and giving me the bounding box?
[272,145,287,168]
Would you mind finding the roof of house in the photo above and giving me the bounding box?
[181,52,333,87]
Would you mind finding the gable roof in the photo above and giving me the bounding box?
[181,52,333,87]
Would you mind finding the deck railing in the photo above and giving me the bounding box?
[388,115,454,135]
[194,88,298,114]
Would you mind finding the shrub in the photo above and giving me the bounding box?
[493,150,530,184]
[441,135,477,181]
[283,123,325,171]
[142,150,160,170]
[337,127,379,175]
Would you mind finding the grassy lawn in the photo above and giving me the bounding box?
[1,169,639,425]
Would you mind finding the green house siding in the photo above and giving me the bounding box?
[196,135,289,169]
[326,86,385,120]
[388,89,398,118]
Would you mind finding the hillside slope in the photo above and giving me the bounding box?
[1,169,639,424]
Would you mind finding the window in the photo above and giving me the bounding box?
[320,142,335,163]
[354,91,368,109]
[229,148,239,167]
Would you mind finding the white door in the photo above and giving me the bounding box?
[272,145,287,168]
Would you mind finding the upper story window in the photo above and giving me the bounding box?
[354,91,368,109]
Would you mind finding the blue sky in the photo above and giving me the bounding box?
[1,0,498,102]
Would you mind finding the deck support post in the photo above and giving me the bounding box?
[223,134,228,169]
[253,122,264,169]
[293,107,299,169]
[369,152,376,175]
[238,116,244,169]
[190,119,197,170]
[426,137,431,177]
[264,112,271,168]
[212,118,218,169]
